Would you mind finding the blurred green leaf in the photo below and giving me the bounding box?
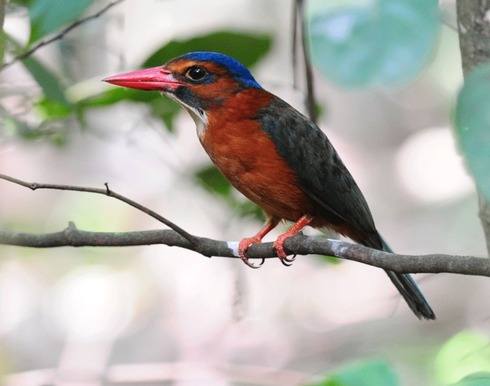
[309,0,440,87]
[35,97,72,119]
[80,88,158,107]
[0,30,5,65]
[28,0,94,43]
[320,255,341,265]
[233,201,264,222]
[7,34,70,106]
[453,373,490,386]
[3,115,67,146]
[434,331,490,385]
[10,0,32,5]
[22,56,70,105]
[308,360,398,386]
[3,116,40,140]
[149,98,180,132]
[194,164,264,221]
[455,64,490,200]
[81,87,180,132]
[143,31,272,68]
[195,165,232,198]
[80,88,181,131]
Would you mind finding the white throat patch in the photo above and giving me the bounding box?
[164,92,208,141]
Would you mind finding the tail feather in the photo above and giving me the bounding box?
[380,237,435,320]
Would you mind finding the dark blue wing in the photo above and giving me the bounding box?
[256,96,435,319]
[257,95,381,247]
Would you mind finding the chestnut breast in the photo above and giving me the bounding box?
[199,91,312,220]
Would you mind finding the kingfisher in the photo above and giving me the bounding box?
[103,51,435,320]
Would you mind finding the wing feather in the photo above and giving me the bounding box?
[257,96,380,246]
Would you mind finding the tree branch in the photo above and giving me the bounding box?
[0,173,198,244]
[0,223,488,276]
[0,0,125,71]
[456,0,490,255]
[297,0,318,124]
[1,173,489,276]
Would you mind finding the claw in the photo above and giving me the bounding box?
[273,234,296,266]
[238,236,264,269]
[240,255,265,269]
[236,218,279,269]
[281,254,297,266]
[273,215,313,267]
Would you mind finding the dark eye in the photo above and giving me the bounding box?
[185,66,208,82]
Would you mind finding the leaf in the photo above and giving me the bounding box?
[28,0,94,43]
[3,115,67,145]
[454,64,490,200]
[0,30,5,65]
[434,331,490,385]
[453,373,490,386]
[10,0,32,5]
[233,201,264,222]
[319,255,341,265]
[143,31,272,68]
[195,165,232,198]
[308,360,398,386]
[22,56,70,105]
[309,0,440,87]
[194,164,264,221]
[6,34,69,106]
[80,88,158,108]
[35,97,72,120]
[149,98,181,133]
[80,88,180,131]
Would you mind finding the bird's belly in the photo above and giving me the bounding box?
[202,137,312,221]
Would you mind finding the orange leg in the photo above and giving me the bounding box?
[274,215,313,266]
[238,217,279,269]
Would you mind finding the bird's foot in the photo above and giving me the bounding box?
[238,236,265,269]
[273,233,296,267]
[273,215,312,266]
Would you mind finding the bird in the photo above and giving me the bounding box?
[103,51,435,320]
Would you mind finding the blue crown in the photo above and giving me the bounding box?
[180,51,262,89]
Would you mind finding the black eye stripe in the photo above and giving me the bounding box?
[185,66,208,81]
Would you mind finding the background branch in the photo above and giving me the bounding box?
[0,0,125,71]
[297,0,318,124]
[291,0,299,90]
[456,0,490,255]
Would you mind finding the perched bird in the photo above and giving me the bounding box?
[104,51,435,320]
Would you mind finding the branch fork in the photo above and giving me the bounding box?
[0,173,488,277]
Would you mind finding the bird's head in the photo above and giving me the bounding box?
[103,51,262,123]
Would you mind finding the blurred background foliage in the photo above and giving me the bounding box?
[0,0,489,385]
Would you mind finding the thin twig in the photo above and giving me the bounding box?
[291,0,299,89]
[297,0,318,123]
[0,0,125,71]
[0,173,198,244]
